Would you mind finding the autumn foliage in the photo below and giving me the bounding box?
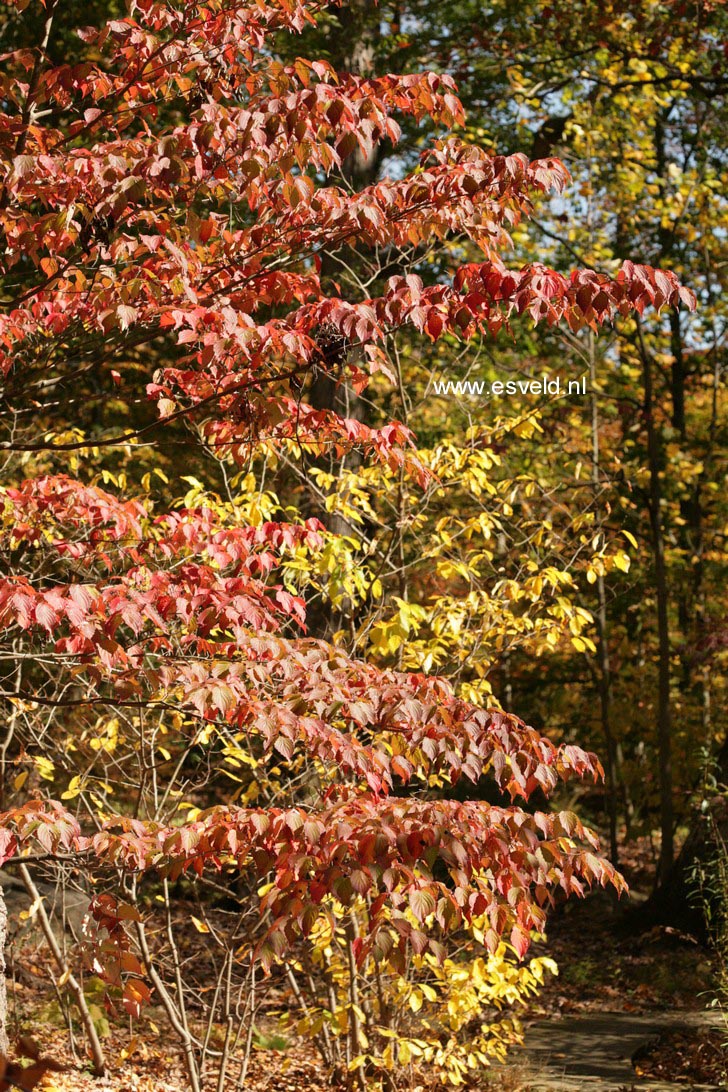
[0,0,698,1084]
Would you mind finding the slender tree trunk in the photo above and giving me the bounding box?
[640,736,728,938]
[0,884,8,1056]
[589,336,619,863]
[695,241,724,750]
[135,920,201,1092]
[18,864,106,1075]
[595,580,619,865]
[637,325,674,883]
[303,2,383,634]
[345,918,366,1091]
[644,243,727,929]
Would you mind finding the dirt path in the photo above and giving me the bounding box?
[516,1010,722,1091]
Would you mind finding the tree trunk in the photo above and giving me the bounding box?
[589,334,619,864]
[303,2,383,635]
[0,884,9,1056]
[18,864,106,1076]
[640,740,728,940]
[637,325,674,883]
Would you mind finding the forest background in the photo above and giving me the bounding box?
[0,0,725,1089]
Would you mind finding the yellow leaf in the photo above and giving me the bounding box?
[33,756,55,781]
[121,1036,140,1060]
[613,551,630,573]
[61,775,82,800]
[20,897,42,922]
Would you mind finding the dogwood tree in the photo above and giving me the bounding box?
[0,0,692,1084]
